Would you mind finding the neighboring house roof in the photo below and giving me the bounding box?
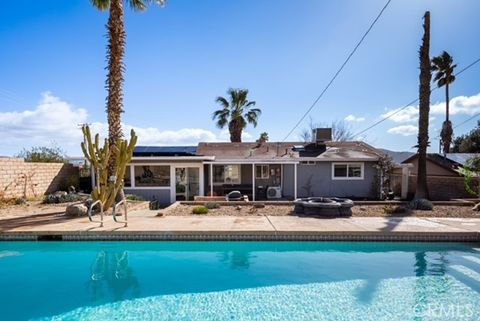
[401,153,476,176]
[133,146,197,157]
[444,153,479,166]
[196,141,381,162]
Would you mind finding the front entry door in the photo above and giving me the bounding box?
[175,167,200,201]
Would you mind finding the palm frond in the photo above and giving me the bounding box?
[90,0,110,10]
[212,108,230,129]
[215,96,229,109]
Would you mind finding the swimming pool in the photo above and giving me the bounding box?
[0,242,479,321]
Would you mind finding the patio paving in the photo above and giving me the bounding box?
[0,209,478,241]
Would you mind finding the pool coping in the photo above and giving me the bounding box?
[1,230,478,242]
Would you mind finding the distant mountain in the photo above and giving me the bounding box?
[378,149,414,164]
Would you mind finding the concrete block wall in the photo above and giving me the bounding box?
[391,173,476,200]
[0,158,79,199]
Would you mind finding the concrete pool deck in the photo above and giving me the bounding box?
[0,209,479,241]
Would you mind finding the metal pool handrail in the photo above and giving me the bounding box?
[112,199,128,227]
[88,199,104,227]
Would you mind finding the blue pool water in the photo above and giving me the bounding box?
[0,242,479,321]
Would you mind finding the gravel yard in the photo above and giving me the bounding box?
[166,203,480,218]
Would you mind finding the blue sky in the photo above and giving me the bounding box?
[0,0,479,156]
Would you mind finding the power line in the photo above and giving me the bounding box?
[281,0,392,141]
[353,56,480,138]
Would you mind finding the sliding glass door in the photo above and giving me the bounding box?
[175,167,200,201]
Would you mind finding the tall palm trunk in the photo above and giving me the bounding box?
[229,119,242,142]
[106,0,126,173]
[415,11,431,200]
[445,83,450,122]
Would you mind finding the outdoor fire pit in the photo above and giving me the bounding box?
[294,197,354,217]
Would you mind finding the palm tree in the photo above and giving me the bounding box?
[431,51,457,154]
[90,0,164,170]
[212,89,261,142]
[415,11,432,200]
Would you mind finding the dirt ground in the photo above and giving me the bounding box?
[0,200,149,220]
[167,204,480,218]
[2,201,480,219]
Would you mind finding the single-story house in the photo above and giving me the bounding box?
[390,153,479,200]
[122,129,384,204]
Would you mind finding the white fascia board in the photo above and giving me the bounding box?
[131,156,215,161]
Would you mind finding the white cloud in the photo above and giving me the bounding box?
[344,114,365,122]
[381,93,480,123]
[430,93,480,115]
[381,106,418,123]
[387,125,418,136]
[0,92,255,156]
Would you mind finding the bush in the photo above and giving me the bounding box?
[382,205,407,215]
[42,192,83,204]
[15,197,27,205]
[17,146,66,163]
[205,202,220,209]
[192,206,209,215]
[409,198,433,211]
[126,194,145,201]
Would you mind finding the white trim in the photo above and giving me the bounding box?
[331,162,365,180]
[252,163,255,201]
[294,163,297,199]
[124,186,170,190]
[209,163,213,197]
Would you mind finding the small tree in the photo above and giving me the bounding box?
[299,117,355,142]
[256,132,269,144]
[372,155,395,199]
[452,121,480,153]
[17,146,66,163]
[460,156,480,210]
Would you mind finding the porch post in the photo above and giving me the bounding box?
[209,163,213,197]
[252,163,255,201]
[294,163,298,199]
[199,164,204,196]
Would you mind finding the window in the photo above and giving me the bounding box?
[124,166,131,187]
[213,165,241,184]
[332,163,364,180]
[134,165,170,187]
[255,165,269,179]
[300,161,316,165]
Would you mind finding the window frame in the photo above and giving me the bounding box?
[331,162,364,180]
[213,164,242,185]
[255,165,270,179]
[133,165,171,188]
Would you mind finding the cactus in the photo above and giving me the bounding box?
[81,125,137,211]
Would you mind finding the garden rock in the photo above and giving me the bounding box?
[65,203,88,217]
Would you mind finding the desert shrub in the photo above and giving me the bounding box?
[126,194,145,201]
[17,146,66,163]
[409,198,433,211]
[382,205,408,215]
[205,202,220,209]
[15,197,27,205]
[43,192,83,204]
[192,206,209,215]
